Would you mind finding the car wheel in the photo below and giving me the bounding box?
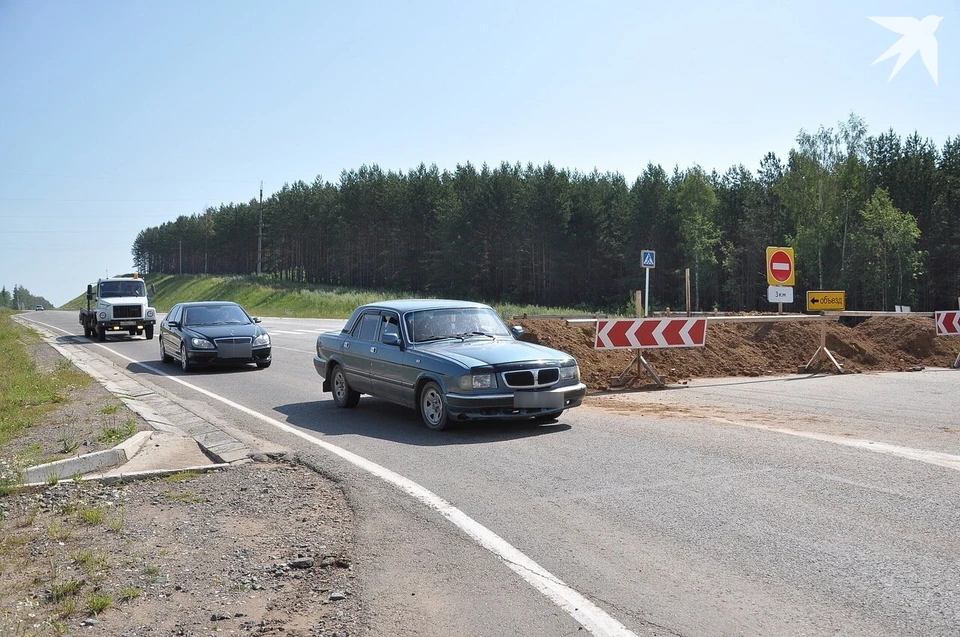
[419,381,449,431]
[97,325,106,342]
[331,365,359,407]
[84,325,92,338]
[256,361,271,369]
[180,344,192,372]
[128,329,137,336]
[160,338,173,363]
[145,325,154,340]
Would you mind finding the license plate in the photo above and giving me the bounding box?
[513,391,563,409]
[120,321,137,326]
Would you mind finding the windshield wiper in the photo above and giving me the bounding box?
[458,331,497,339]
[418,335,463,343]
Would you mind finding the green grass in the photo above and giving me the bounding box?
[85,593,113,615]
[0,309,91,447]
[76,506,105,526]
[163,490,205,504]
[162,470,199,482]
[59,273,595,319]
[48,579,83,602]
[98,418,137,444]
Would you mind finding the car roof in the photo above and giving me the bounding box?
[174,301,241,307]
[357,299,492,313]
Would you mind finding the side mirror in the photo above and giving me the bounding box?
[253,317,261,323]
[168,321,180,328]
[511,326,524,337]
[382,332,402,347]
[86,284,93,301]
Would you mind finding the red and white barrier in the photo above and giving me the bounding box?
[935,311,960,336]
[595,318,707,350]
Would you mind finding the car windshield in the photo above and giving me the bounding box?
[405,308,510,343]
[99,280,146,298]
[183,305,251,326]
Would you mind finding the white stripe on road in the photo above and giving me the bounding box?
[74,339,639,637]
[712,417,960,472]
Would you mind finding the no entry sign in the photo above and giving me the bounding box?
[766,247,795,286]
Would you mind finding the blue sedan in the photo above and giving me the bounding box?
[314,299,587,430]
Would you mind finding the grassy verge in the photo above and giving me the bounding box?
[0,309,90,449]
[59,273,595,319]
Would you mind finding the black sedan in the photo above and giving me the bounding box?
[159,301,271,371]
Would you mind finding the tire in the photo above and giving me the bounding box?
[160,338,173,363]
[180,344,192,372]
[256,361,271,369]
[84,324,92,338]
[97,325,106,342]
[136,329,144,336]
[419,381,449,431]
[330,365,359,408]
[128,329,137,336]
[145,325,154,340]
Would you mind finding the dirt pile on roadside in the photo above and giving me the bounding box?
[517,315,959,390]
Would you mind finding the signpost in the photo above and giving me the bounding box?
[641,250,655,317]
[807,291,846,312]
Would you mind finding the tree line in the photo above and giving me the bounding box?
[1,285,53,311]
[132,115,960,313]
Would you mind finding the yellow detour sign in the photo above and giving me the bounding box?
[807,290,846,311]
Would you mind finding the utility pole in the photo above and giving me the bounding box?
[257,182,263,276]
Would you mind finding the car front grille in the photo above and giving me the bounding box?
[113,305,142,319]
[501,367,560,389]
[214,337,253,359]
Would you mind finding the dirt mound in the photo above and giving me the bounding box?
[516,315,959,391]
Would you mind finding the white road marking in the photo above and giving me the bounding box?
[56,333,638,637]
[711,417,960,471]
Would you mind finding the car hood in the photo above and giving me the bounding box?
[186,324,263,339]
[415,338,574,368]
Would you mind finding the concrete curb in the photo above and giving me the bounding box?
[21,462,233,489]
[14,316,254,483]
[22,431,155,484]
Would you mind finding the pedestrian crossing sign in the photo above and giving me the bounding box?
[641,250,656,269]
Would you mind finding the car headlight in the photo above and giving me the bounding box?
[146,309,155,318]
[559,365,580,382]
[190,337,215,349]
[459,374,496,390]
[253,333,270,346]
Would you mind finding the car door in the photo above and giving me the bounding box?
[161,305,183,357]
[370,311,414,407]
[339,311,380,394]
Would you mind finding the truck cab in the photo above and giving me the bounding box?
[79,275,157,341]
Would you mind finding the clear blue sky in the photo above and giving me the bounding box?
[1,0,957,307]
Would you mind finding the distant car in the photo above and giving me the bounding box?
[314,299,587,430]
[35,305,44,311]
[159,301,271,371]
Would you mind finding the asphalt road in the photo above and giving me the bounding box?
[22,310,960,637]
